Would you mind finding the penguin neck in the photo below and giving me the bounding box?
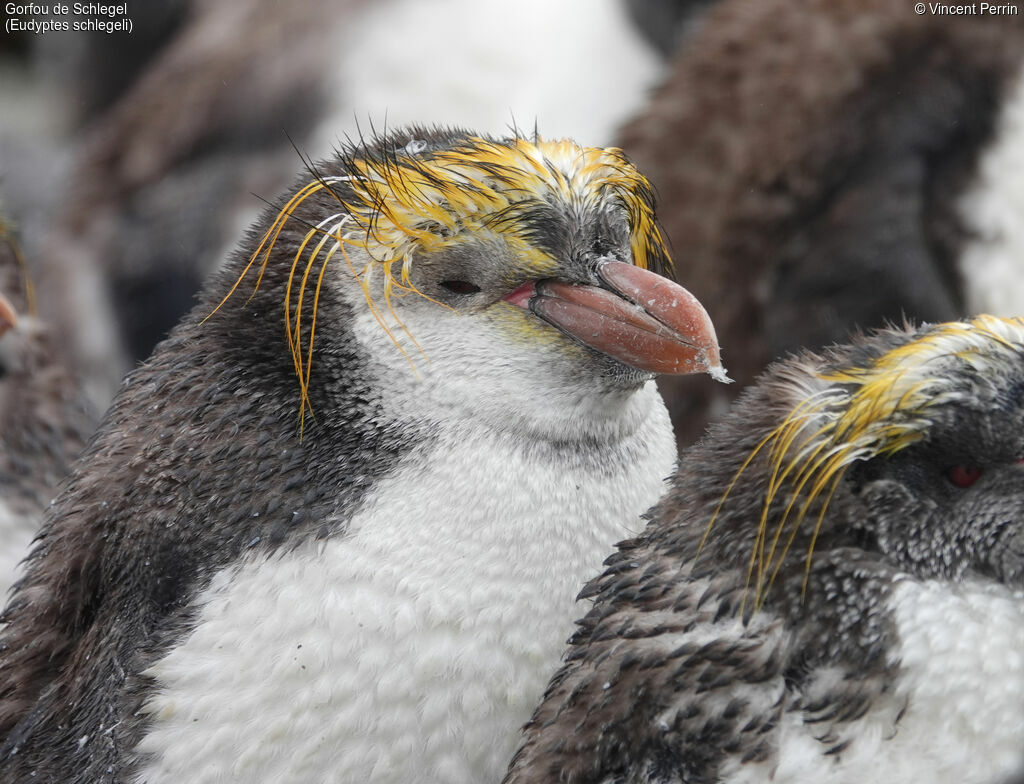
[384,370,664,446]
[347,332,667,448]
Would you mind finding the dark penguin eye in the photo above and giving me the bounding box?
[439,280,482,295]
[947,465,982,488]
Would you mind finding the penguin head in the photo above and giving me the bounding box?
[838,321,1024,588]
[696,315,1024,605]
[210,127,726,440]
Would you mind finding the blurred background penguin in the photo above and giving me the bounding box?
[626,0,1024,444]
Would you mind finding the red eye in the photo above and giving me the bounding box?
[947,465,982,488]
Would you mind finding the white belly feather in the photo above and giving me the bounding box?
[731,578,1024,784]
[134,395,676,783]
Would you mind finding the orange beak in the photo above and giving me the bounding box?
[506,261,728,380]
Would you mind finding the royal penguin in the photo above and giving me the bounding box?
[507,315,1024,784]
[0,127,726,783]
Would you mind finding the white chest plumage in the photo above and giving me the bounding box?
[732,578,1024,784]
[134,394,676,783]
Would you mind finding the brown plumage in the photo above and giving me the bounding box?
[618,0,1024,444]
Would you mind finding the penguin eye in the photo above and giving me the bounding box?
[439,280,482,295]
[947,465,982,488]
